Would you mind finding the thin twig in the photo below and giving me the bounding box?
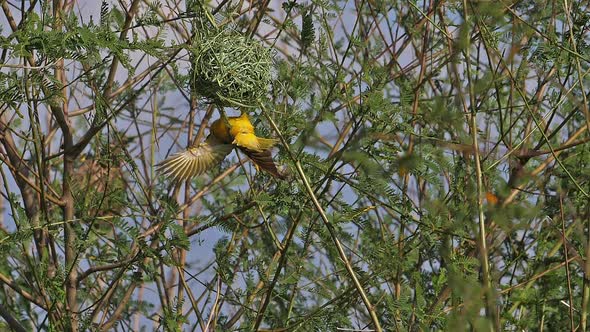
[261,105,383,332]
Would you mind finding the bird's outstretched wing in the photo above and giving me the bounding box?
[157,136,233,182]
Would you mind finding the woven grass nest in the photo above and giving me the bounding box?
[192,31,272,107]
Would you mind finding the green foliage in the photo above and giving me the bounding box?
[0,1,588,331]
[301,9,315,51]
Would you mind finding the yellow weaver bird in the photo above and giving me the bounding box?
[158,112,285,181]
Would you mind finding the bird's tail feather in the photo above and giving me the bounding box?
[242,148,285,179]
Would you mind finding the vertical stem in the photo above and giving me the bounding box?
[583,279,589,332]
[63,153,78,331]
[562,1,590,330]
[51,0,78,329]
[104,0,141,96]
[176,91,197,328]
[462,1,496,330]
[559,194,575,332]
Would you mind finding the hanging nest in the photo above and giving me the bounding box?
[192,31,273,107]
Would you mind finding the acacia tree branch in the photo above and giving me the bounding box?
[99,282,138,331]
[0,116,50,274]
[0,302,27,332]
[0,272,46,309]
[104,0,142,96]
